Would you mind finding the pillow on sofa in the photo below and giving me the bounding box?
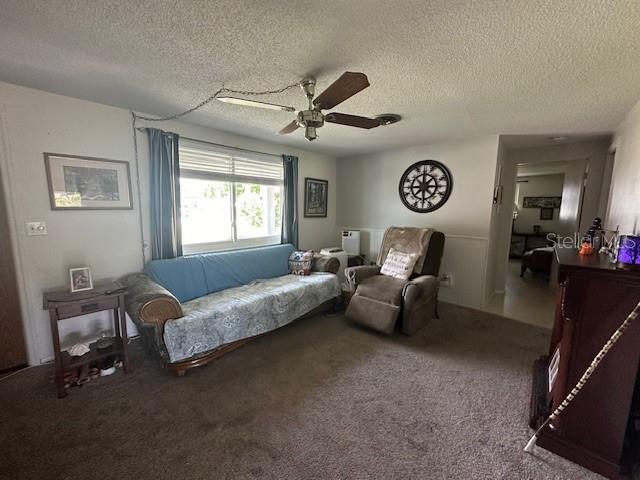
[380,247,419,280]
[289,250,314,276]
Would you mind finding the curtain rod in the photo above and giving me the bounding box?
[135,127,282,159]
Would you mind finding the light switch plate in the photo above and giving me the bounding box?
[26,221,47,236]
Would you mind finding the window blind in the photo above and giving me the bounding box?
[180,139,283,185]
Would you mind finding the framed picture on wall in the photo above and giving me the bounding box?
[304,177,328,218]
[44,153,133,210]
[540,207,554,220]
[523,196,561,208]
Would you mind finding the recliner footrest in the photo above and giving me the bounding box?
[345,294,401,335]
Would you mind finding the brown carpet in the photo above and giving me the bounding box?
[0,304,602,480]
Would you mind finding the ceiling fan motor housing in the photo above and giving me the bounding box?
[300,78,316,99]
[297,110,324,128]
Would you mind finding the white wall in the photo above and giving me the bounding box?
[608,99,640,233]
[0,81,338,364]
[513,174,564,233]
[557,158,588,236]
[337,136,500,309]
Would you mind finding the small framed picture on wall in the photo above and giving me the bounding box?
[44,153,133,210]
[304,177,328,218]
[540,207,554,220]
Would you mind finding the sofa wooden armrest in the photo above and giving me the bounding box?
[312,254,340,274]
[139,296,183,328]
[120,273,184,342]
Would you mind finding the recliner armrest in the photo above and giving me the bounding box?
[531,249,554,259]
[401,274,440,335]
[345,265,381,291]
[402,274,439,302]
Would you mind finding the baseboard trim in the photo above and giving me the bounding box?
[0,363,28,376]
[481,289,505,309]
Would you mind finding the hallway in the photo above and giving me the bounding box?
[485,259,556,329]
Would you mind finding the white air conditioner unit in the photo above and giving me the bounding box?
[341,230,361,256]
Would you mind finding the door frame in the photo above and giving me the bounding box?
[490,156,590,305]
[0,105,38,365]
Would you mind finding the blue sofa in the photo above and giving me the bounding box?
[121,244,341,375]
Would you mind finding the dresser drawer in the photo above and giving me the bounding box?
[55,296,119,319]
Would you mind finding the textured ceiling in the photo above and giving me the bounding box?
[500,134,611,150]
[0,0,639,157]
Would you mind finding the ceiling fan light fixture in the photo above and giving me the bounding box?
[305,126,317,141]
[375,113,402,126]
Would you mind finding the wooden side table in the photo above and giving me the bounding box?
[347,254,366,267]
[43,282,130,398]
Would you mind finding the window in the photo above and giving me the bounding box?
[179,139,283,253]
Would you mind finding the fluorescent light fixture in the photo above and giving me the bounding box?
[216,97,295,112]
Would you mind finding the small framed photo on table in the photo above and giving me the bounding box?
[69,267,93,293]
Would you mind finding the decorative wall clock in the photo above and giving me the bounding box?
[398,160,453,213]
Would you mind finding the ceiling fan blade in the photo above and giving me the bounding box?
[278,120,300,135]
[325,113,380,129]
[313,72,370,110]
[217,97,296,112]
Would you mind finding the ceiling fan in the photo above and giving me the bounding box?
[217,72,388,141]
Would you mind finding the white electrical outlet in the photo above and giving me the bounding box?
[440,274,454,287]
[26,221,47,236]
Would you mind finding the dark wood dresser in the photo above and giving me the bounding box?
[530,248,640,479]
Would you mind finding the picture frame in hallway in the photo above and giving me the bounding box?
[540,208,554,220]
[304,177,328,218]
[44,153,133,210]
[522,196,561,208]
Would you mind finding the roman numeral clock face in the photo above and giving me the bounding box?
[398,160,453,213]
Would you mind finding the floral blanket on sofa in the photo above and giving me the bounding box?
[163,273,340,362]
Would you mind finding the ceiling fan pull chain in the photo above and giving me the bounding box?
[132,82,299,123]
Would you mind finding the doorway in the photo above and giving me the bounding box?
[488,162,571,327]
[0,166,27,372]
[486,137,614,328]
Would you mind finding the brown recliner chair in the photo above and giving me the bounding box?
[344,227,445,335]
[520,247,554,277]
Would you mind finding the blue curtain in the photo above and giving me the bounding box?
[281,155,298,248]
[147,128,182,260]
